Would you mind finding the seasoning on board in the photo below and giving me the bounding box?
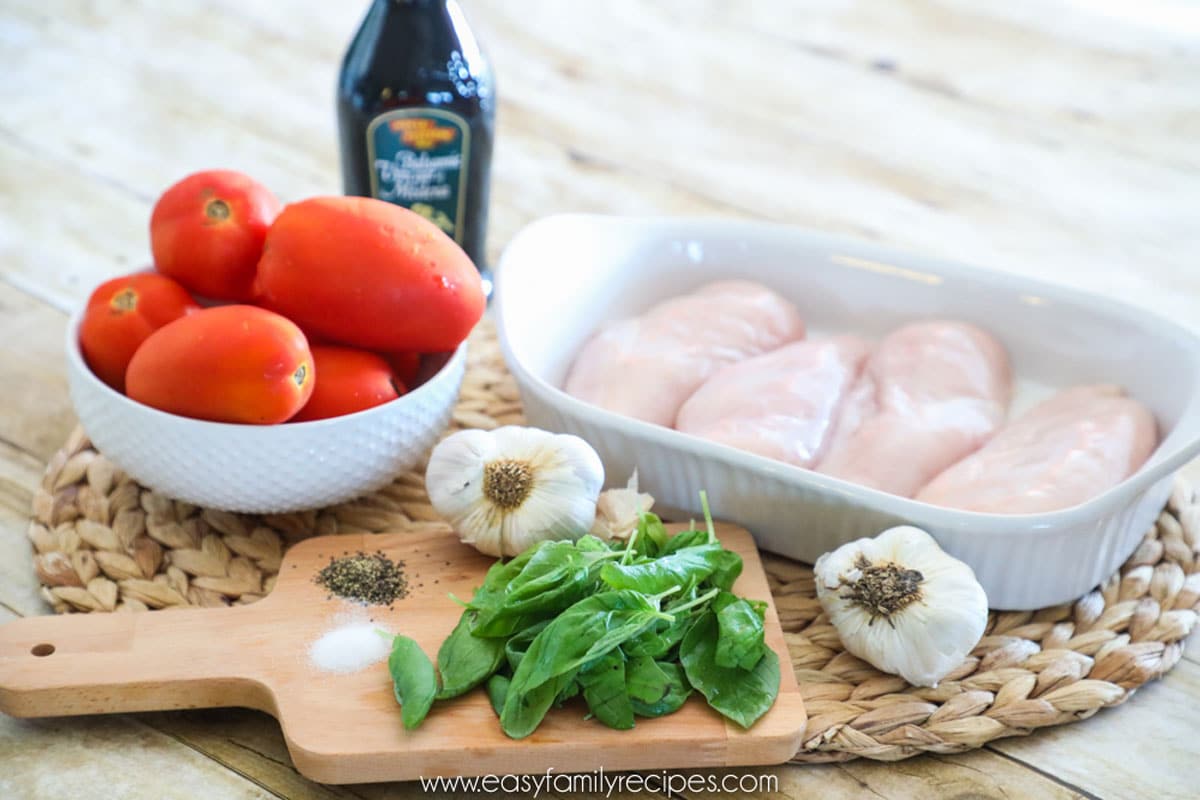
[309,620,395,674]
[315,550,410,606]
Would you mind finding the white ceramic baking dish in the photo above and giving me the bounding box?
[494,214,1200,610]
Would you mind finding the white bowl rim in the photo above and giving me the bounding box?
[66,303,469,434]
[495,213,1200,531]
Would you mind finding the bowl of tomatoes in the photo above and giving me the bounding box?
[66,170,486,513]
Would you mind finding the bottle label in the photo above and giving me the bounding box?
[366,108,470,242]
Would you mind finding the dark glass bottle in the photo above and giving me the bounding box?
[337,0,495,281]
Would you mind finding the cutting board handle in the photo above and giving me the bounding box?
[0,605,276,718]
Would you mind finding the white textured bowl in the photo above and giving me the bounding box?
[65,308,466,513]
[495,214,1200,610]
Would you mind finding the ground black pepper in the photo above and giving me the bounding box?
[314,550,409,606]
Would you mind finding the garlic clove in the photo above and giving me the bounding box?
[814,525,988,688]
[590,470,655,542]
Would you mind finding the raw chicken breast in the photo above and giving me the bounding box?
[676,336,872,467]
[563,281,806,426]
[816,321,1012,497]
[916,384,1157,513]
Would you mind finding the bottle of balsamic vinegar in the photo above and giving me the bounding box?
[337,0,495,282]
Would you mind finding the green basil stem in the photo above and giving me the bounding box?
[645,585,684,605]
[621,524,641,565]
[665,586,719,618]
[699,490,716,544]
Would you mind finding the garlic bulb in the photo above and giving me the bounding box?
[590,470,655,542]
[813,525,987,687]
[425,426,605,557]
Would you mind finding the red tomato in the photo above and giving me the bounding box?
[126,305,313,424]
[78,273,199,392]
[150,170,280,301]
[291,346,405,422]
[255,197,484,352]
[384,351,422,388]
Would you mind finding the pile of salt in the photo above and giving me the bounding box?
[309,621,393,674]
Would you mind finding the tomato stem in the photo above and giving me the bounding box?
[109,288,138,313]
[204,198,232,222]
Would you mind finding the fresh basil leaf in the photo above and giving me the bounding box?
[712,591,766,671]
[504,619,550,673]
[485,673,509,718]
[500,669,578,739]
[680,610,779,729]
[624,654,671,704]
[599,545,724,595]
[622,581,720,660]
[435,611,506,699]
[387,634,437,730]
[472,543,614,637]
[660,527,708,555]
[621,619,677,660]
[466,546,541,620]
[704,549,743,592]
[479,545,540,592]
[630,661,691,718]
[620,511,668,561]
[578,650,635,730]
[514,590,669,691]
[623,608,697,660]
[502,541,585,599]
[641,512,670,555]
[554,678,581,707]
[500,591,669,739]
[575,534,610,552]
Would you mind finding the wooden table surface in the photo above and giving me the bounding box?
[2,1,1198,798]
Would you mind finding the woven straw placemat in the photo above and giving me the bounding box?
[26,321,1200,763]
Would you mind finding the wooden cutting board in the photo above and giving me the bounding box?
[0,523,806,784]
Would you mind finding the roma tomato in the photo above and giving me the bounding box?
[291,346,405,422]
[255,197,484,352]
[384,351,422,388]
[79,272,199,392]
[150,170,280,301]
[126,305,313,424]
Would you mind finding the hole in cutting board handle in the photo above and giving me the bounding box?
[31,643,55,657]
